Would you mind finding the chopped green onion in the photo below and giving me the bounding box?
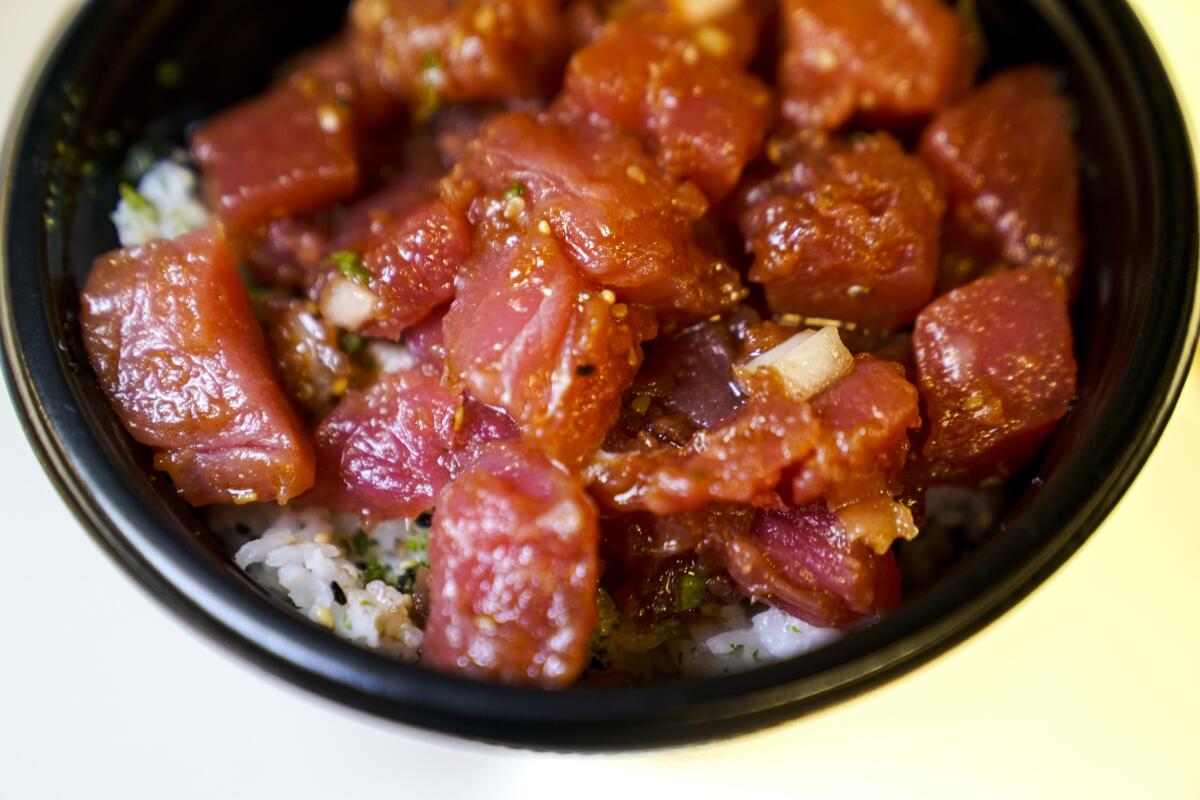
[155,61,183,88]
[360,556,391,585]
[415,84,442,122]
[675,573,706,612]
[325,250,370,285]
[118,183,157,221]
[343,529,373,558]
[504,182,526,199]
[415,52,446,122]
[339,331,365,356]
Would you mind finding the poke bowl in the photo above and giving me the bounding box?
[1,0,1196,750]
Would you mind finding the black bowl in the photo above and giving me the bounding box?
[2,0,1196,751]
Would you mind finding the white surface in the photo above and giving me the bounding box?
[1,0,1198,797]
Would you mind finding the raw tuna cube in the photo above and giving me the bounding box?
[318,201,471,340]
[563,9,772,199]
[723,502,902,628]
[778,0,975,130]
[423,442,599,687]
[444,233,658,466]
[308,369,460,519]
[792,355,920,509]
[739,131,945,331]
[920,67,1084,292]
[447,111,746,322]
[80,228,315,505]
[914,267,1077,482]
[192,78,359,232]
[349,0,569,110]
[586,394,821,515]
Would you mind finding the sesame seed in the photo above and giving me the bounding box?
[694,25,732,58]
[537,219,552,235]
[626,164,647,184]
[473,4,496,32]
[814,48,838,72]
[314,607,335,629]
[316,106,342,134]
[766,139,784,164]
[600,289,617,304]
[503,195,526,220]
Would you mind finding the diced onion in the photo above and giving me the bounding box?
[740,326,853,402]
[668,0,740,25]
[365,341,416,374]
[319,274,378,331]
[837,497,919,555]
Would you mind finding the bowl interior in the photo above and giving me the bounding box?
[3,0,1196,749]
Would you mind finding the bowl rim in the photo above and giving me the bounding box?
[2,0,1197,751]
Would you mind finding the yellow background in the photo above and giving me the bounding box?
[0,1,1196,797]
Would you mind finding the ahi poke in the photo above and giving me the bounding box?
[79,0,1081,688]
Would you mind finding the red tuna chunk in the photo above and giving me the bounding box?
[328,172,441,255]
[192,78,359,232]
[723,502,902,627]
[598,504,751,622]
[403,307,448,371]
[80,229,315,505]
[739,131,945,331]
[454,398,520,455]
[778,0,974,131]
[563,10,772,200]
[447,111,746,321]
[259,298,359,417]
[233,216,329,290]
[591,353,919,535]
[349,0,569,110]
[309,369,460,519]
[587,394,821,515]
[356,200,471,339]
[914,267,1077,482]
[423,442,599,687]
[920,67,1084,292]
[792,355,920,509]
[444,233,658,466]
[281,34,400,130]
[630,313,749,432]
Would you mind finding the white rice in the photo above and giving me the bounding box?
[211,506,425,660]
[672,604,841,678]
[111,158,210,247]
